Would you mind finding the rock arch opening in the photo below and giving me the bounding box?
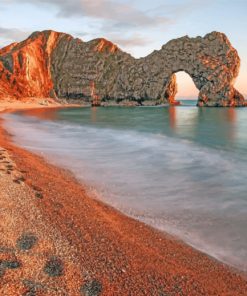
[173,71,199,104]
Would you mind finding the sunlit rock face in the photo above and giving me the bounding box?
[0,31,61,99]
[0,30,245,106]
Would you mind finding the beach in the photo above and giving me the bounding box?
[0,103,247,295]
[0,97,79,113]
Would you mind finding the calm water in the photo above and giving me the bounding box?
[3,101,247,272]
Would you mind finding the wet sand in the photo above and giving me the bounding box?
[0,97,83,113]
[0,106,247,295]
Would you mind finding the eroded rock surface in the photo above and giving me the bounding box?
[0,30,245,106]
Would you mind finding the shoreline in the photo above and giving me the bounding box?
[0,104,247,295]
[0,98,83,114]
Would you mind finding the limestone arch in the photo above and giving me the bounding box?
[138,31,245,107]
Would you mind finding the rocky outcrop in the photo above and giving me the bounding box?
[0,31,62,99]
[0,30,245,106]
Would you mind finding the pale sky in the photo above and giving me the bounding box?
[0,0,246,99]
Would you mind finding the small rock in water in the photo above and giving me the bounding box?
[80,279,102,296]
[17,233,38,251]
[43,257,64,277]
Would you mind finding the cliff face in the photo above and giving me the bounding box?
[0,31,63,99]
[0,30,245,106]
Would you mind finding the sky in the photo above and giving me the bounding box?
[0,0,246,99]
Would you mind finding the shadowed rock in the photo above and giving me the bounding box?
[17,233,38,251]
[43,257,64,277]
[0,30,244,107]
[80,279,102,296]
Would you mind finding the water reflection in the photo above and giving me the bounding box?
[91,107,98,123]
[168,106,237,147]
[20,107,59,120]
[226,108,236,123]
[20,105,238,153]
[226,108,236,142]
[168,106,199,138]
[168,106,177,131]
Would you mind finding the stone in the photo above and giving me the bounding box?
[80,279,102,296]
[0,259,21,270]
[17,234,38,251]
[3,260,21,269]
[43,256,64,277]
[22,290,36,296]
[35,192,43,199]
[0,30,245,107]
[22,279,44,296]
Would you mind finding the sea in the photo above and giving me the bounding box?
[2,99,247,272]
